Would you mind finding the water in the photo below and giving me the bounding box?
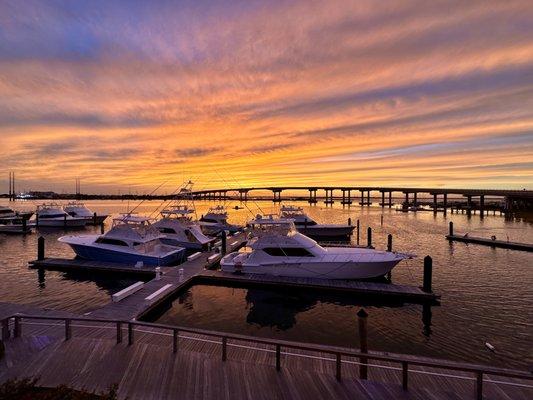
[0,199,531,369]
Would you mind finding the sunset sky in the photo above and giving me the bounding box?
[1,0,532,193]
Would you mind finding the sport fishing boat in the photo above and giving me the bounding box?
[63,202,108,225]
[221,215,412,279]
[153,205,216,251]
[0,206,33,223]
[199,205,240,235]
[35,204,87,227]
[279,205,354,238]
[59,214,186,266]
[0,217,34,234]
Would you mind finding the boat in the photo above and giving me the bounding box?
[153,205,216,251]
[221,215,412,279]
[0,217,34,234]
[59,214,186,266]
[279,205,354,238]
[63,202,108,225]
[199,205,240,235]
[0,206,33,223]
[34,204,87,227]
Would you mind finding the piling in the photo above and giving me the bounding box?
[22,218,27,233]
[93,212,97,225]
[100,223,105,234]
[37,236,45,261]
[36,213,39,227]
[356,220,360,245]
[423,256,433,293]
[357,308,368,379]
[449,221,454,236]
[387,234,392,252]
[63,214,67,228]
[221,231,227,256]
[380,215,383,226]
[348,217,352,226]
[367,227,372,248]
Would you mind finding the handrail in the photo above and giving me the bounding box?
[2,313,532,399]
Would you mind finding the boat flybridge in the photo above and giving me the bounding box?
[59,214,186,266]
[199,205,240,235]
[35,204,87,227]
[153,205,216,251]
[63,202,108,225]
[279,205,354,239]
[221,215,412,279]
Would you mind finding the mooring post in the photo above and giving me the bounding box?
[221,231,227,255]
[356,220,360,245]
[367,227,372,248]
[449,221,454,236]
[37,236,45,261]
[380,215,383,226]
[100,223,105,234]
[387,234,392,252]
[357,308,368,379]
[93,212,97,225]
[348,217,352,226]
[35,213,39,227]
[22,218,27,233]
[423,256,433,293]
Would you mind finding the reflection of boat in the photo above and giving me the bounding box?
[221,215,412,279]
[63,202,108,225]
[59,214,185,266]
[35,204,87,227]
[0,217,34,234]
[279,205,354,238]
[153,206,215,251]
[199,205,240,235]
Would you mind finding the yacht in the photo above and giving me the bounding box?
[153,205,216,251]
[0,206,33,222]
[199,205,240,235]
[279,205,354,238]
[221,215,412,279]
[59,214,186,266]
[0,217,34,234]
[63,202,108,225]
[35,204,87,228]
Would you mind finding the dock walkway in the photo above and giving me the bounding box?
[446,235,533,252]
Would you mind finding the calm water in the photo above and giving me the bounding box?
[0,199,531,369]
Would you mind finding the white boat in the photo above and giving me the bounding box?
[153,205,216,251]
[63,202,108,225]
[0,206,33,222]
[221,215,412,279]
[59,214,186,266]
[0,217,34,234]
[35,204,87,227]
[279,205,354,238]
[199,205,240,235]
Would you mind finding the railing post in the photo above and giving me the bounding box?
[275,344,281,371]
[1,318,10,340]
[336,353,342,381]
[222,337,227,361]
[128,323,133,346]
[476,372,483,400]
[14,316,21,338]
[173,329,179,354]
[116,322,122,344]
[402,361,408,390]
[65,319,71,340]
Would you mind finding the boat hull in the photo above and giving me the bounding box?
[37,218,87,228]
[220,259,400,279]
[81,215,108,225]
[67,243,185,266]
[160,237,207,251]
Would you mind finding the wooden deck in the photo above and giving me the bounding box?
[0,307,531,400]
[446,235,533,252]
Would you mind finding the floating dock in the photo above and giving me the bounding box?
[446,234,533,252]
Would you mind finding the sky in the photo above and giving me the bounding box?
[1,0,532,194]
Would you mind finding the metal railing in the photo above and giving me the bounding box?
[2,314,532,400]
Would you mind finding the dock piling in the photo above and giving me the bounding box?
[387,234,392,252]
[380,215,383,226]
[100,223,105,234]
[221,231,227,255]
[173,329,179,353]
[93,212,97,225]
[356,220,360,245]
[449,221,454,236]
[22,218,27,233]
[348,217,351,226]
[357,308,368,379]
[37,236,45,261]
[116,322,122,344]
[423,256,433,293]
[367,227,372,248]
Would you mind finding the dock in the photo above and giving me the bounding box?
[446,235,533,252]
[1,303,531,400]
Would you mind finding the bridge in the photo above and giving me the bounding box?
[186,186,533,215]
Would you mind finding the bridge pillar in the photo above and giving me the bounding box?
[467,195,472,216]
[433,194,438,213]
[359,190,364,206]
[324,189,334,204]
[366,190,370,206]
[479,195,485,218]
[381,191,385,208]
[272,189,282,203]
[443,193,448,215]
[388,191,392,207]
[405,192,409,205]
[413,192,418,206]
[308,189,317,204]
